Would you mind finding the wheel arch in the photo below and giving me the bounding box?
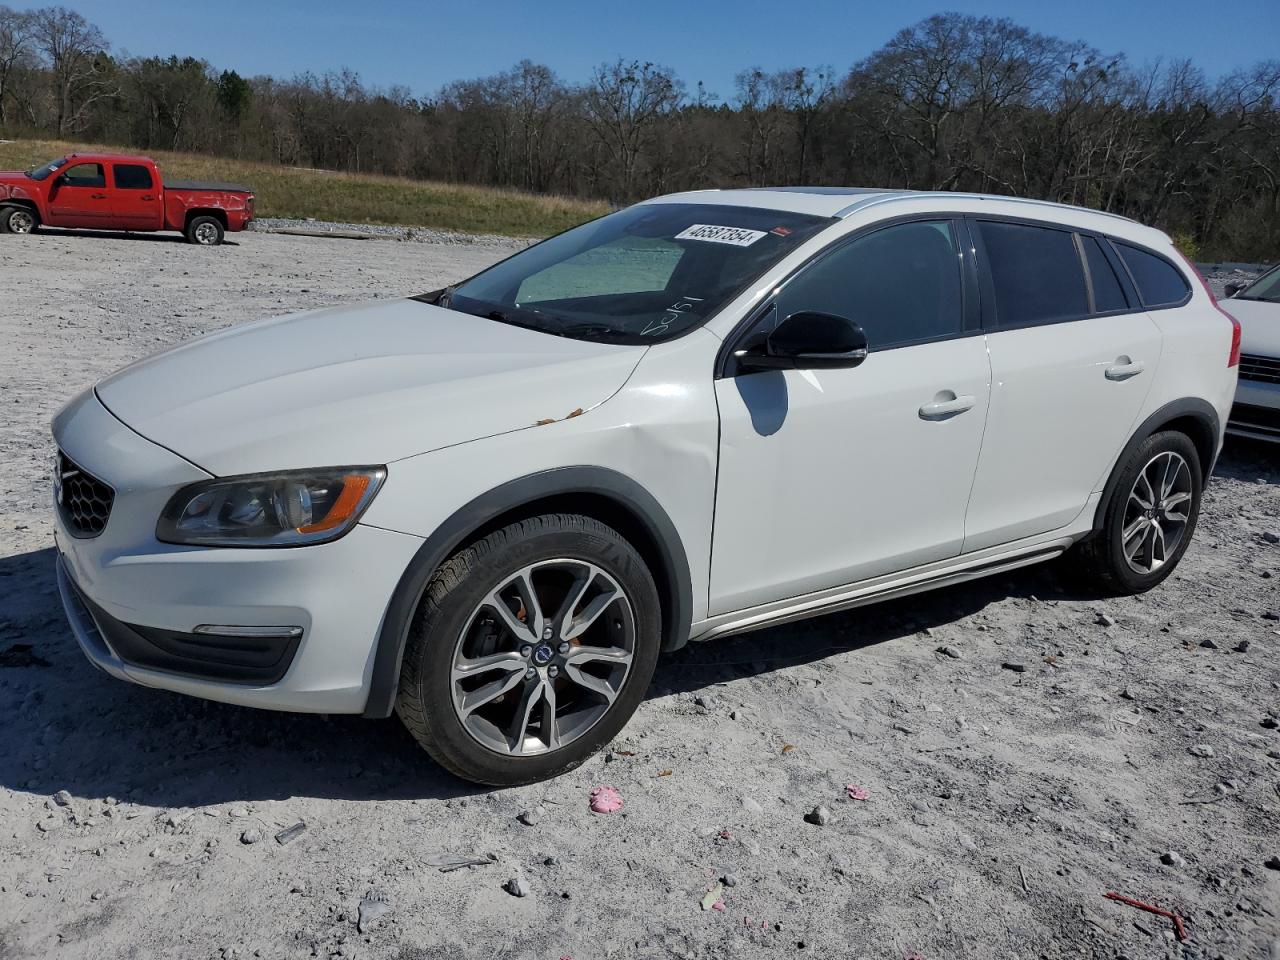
[185,208,228,229]
[1092,397,1220,531]
[362,466,694,719]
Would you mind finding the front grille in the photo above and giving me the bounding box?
[1239,354,1280,384]
[55,452,114,537]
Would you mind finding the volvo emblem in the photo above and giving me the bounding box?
[532,643,554,666]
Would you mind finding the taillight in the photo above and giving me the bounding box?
[1177,251,1241,367]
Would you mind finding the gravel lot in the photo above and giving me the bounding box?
[1,227,1278,960]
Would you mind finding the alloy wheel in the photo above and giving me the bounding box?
[8,210,35,234]
[450,558,636,756]
[193,221,219,244]
[1121,451,1193,574]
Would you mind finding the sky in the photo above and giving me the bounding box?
[22,0,1280,99]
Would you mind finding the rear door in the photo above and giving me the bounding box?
[109,162,163,230]
[46,162,111,228]
[962,219,1162,552]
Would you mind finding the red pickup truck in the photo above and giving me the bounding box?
[0,153,254,245]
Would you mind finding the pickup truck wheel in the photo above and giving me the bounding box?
[395,514,661,786]
[3,206,38,234]
[186,216,224,246]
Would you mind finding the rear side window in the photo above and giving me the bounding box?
[1113,242,1190,307]
[977,221,1088,327]
[114,164,153,190]
[1081,236,1128,312]
[775,220,963,350]
[60,163,104,188]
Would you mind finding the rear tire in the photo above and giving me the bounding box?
[185,215,224,245]
[1072,430,1203,594]
[395,514,661,786]
[2,205,38,235]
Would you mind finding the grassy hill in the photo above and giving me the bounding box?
[0,139,607,237]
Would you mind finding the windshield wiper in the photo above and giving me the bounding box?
[554,323,641,342]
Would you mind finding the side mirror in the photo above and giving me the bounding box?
[1224,282,1244,298]
[735,311,868,372]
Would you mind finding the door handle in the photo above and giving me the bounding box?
[919,392,976,420]
[1104,357,1145,381]
[141,194,155,201]
[90,193,106,199]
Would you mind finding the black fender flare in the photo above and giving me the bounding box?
[1092,397,1221,531]
[362,466,694,718]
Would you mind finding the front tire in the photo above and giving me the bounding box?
[1073,430,1203,594]
[185,215,224,245]
[395,514,661,786]
[2,205,39,234]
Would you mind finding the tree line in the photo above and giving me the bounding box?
[1,5,1278,259]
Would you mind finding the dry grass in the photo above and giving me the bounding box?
[0,138,607,237]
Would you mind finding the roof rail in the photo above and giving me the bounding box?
[835,191,1139,224]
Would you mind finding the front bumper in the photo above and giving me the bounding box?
[1227,376,1280,443]
[52,389,424,714]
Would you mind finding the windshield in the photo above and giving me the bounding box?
[439,203,832,343]
[1237,264,1280,304]
[26,157,69,181]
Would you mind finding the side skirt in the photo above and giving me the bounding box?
[690,536,1076,643]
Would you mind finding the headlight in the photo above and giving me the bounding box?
[157,467,386,547]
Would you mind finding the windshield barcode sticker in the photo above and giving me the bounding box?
[675,224,768,247]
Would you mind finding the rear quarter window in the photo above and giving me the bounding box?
[1113,242,1190,307]
[977,221,1088,327]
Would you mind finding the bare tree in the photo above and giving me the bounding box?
[0,4,35,129]
[31,5,114,133]
[583,59,683,199]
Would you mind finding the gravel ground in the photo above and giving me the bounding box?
[247,217,537,248]
[1,228,1278,960]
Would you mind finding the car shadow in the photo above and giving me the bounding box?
[1215,434,1279,483]
[0,444,1267,807]
[18,228,239,246]
[0,544,1086,809]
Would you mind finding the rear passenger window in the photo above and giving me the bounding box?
[1081,236,1128,312]
[1114,242,1190,307]
[775,220,963,350]
[114,164,153,190]
[977,221,1088,327]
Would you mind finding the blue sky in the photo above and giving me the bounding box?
[26,0,1279,98]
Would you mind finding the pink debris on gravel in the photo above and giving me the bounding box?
[845,784,870,801]
[589,786,624,813]
[711,900,726,912]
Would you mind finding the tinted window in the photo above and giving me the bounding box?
[1081,236,1128,312]
[1114,242,1190,307]
[978,221,1088,327]
[114,163,153,190]
[60,163,104,188]
[774,220,963,349]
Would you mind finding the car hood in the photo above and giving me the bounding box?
[95,299,647,476]
[0,171,29,190]
[1222,297,1280,357]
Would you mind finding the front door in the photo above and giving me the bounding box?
[46,162,111,228]
[709,219,992,615]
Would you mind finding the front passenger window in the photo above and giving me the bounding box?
[773,220,963,350]
[59,163,105,188]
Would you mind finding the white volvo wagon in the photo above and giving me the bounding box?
[53,187,1240,784]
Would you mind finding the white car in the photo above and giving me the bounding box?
[53,188,1240,785]
[1223,264,1280,442]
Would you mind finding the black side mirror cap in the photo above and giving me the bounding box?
[1223,282,1244,298]
[735,311,868,372]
